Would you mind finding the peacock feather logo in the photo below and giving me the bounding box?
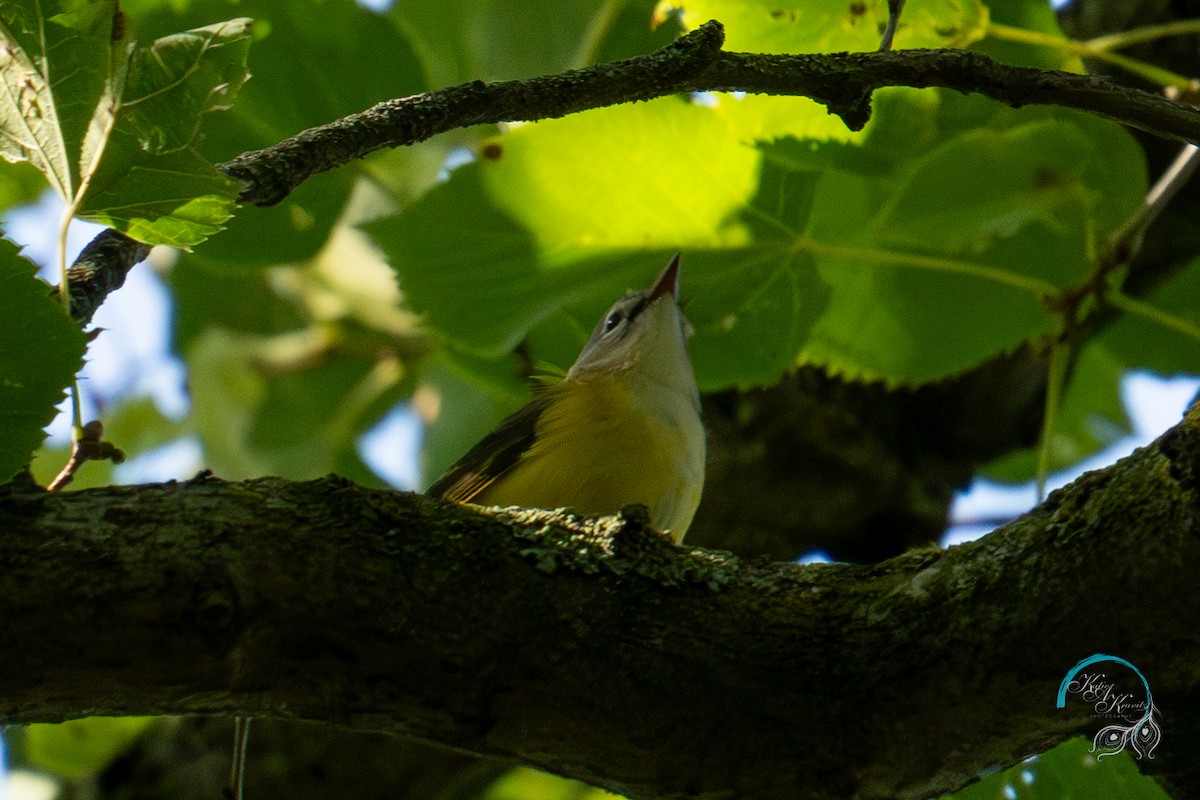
[1057,653,1161,760]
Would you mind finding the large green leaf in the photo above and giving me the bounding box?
[1100,257,1200,376]
[0,0,129,201]
[77,18,251,246]
[378,83,1145,389]
[392,0,626,87]
[0,4,250,247]
[660,0,987,53]
[0,237,85,482]
[163,0,431,270]
[373,96,764,363]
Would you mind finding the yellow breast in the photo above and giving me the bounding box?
[472,376,705,541]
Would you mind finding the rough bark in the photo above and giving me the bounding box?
[3,401,1199,800]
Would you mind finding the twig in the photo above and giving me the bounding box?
[879,0,906,52]
[46,420,126,492]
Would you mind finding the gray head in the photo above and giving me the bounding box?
[566,254,697,397]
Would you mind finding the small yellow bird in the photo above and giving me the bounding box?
[426,254,705,541]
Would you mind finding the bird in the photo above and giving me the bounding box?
[426,254,705,542]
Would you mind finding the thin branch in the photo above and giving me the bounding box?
[58,228,151,326]
[65,19,1200,324]
[220,21,1200,208]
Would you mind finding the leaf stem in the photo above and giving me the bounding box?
[985,22,1192,89]
[1087,20,1200,53]
[798,238,1059,298]
[55,207,86,439]
[1106,291,1200,344]
[1036,339,1070,503]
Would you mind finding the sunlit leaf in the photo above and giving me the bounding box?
[949,737,1171,800]
[25,717,155,781]
[0,0,131,200]
[0,5,251,247]
[482,766,624,800]
[76,18,252,246]
[374,97,762,358]
[658,0,987,53]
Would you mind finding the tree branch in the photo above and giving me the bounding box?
[63,17,1200,335]
[4,401,1199,799]
[221,20,1200,208]
[64,18,1200,337]
[58,228,151,326]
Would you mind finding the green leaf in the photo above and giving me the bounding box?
[376,83,1146,389]
[482,98,761,255]
[76,18,252,247]
[375,97,762,359]
[0,237,85,482]
[875,116,1144,266]
[186,327,404,479]
[662,0,987,53]
[780,106,1143,384]
[0,4,251,247]
[25,717,155,780]
[948,737,1171,800]
[156,0,430,269]
[122,19,252,153]
[482,766,624,800]
[0,0,130,201]
[392,0,622,87]
[80,146,240,247]
[1101,257,1200,376]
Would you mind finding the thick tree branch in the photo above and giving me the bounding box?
[3,402,1199,799]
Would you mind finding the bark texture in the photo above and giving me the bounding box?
[3,404,1199,800]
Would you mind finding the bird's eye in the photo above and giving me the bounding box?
[604,310,625,334]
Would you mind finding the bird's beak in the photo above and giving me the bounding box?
[651,253,681,300]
